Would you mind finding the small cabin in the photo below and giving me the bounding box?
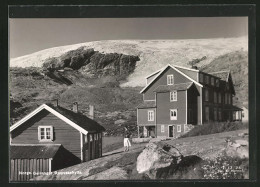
[10,102,105,181]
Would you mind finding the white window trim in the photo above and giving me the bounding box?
[38,126,53,142]
[161,125,165,133]
[177,125,181,132]
[148,110,154,121]
[167,74,174,85]
[170,91,177,102]
[170,109,177,120]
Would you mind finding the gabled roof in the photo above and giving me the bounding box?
[153,82,193,93]
[10,144,61,159]
[10,104,105,135]
[208,70,230,82]
[137,101,156,109]
[140,64,203,94]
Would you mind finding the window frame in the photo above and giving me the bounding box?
[170,109,177,120]
[148,110,154,121]
[177,125,181,132]
[170,91,177,102]
[161,125,165,133]
[38,126,53,142]
[167,74,174,85]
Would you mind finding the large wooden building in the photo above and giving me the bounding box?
[137,64,242,139]
[10,102,105,181]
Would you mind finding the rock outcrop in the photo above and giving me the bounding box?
[136,142,204,179]
[42,47,140,79]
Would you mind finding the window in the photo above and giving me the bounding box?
[199,74,204,83]
[148,110,154,121]
[214,108,218,121]
[177,125,181,132]
[170,91,177,101]
[161,125,165,133]
[167,74,174,85]
[205,107,209,122]
[218,109,222,121]
[211,77,214,86]
[205,76,209,84]
[216,79,219,87]
[205,89,209,101]
[170,109,177,120]
[38,126,53,141]
[214,91,217,103]
[218,93,222,104]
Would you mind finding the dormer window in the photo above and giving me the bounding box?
[167,75,174,85]
[38,126,53,142]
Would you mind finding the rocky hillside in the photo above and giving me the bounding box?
[9,38,248,135]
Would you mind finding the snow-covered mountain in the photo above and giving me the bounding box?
[10,37,248,87]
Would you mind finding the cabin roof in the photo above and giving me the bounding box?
[153,82,193,93]
[208,71,230,82]
[137,101,156,109]
[10,104,105,135]
[46,104,105,133]
[10,144,61,159]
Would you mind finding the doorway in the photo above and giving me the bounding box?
[169,125,174,138]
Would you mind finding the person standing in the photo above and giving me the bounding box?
[123,127,131,152]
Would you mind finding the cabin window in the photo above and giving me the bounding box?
[199,74,203,83]
[205,89,209,101]
[167,74,174,85]
[216,79,219,87]
[205,107,209,122]
[177,125,181,132]
[211,77,214,86]
[161,125,165,133]
[148,110,154,121]
[214,91,217,103]
[170,109,177,120]
[38,126,53,142]
[218,93,222,104]
[170,91,177,101]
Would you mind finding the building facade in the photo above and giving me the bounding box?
[137,64,241,139]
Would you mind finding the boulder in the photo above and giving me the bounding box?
[225,139,249,158]
[136,142,183,174]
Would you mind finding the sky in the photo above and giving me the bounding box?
[9,17,248,58]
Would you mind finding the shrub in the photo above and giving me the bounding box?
[181,121,248,138]
[201,155,249,179]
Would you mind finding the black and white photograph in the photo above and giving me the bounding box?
[8,6,252,181]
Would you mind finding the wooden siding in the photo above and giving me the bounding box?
[11,109,81,159]
[156,90,186,124]
[187,85,199,124]
[137,108,156,126]
[10,158,50,181]
[143,67,191,100]
[147,71,160,85]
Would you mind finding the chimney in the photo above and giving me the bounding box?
[89,105,94,119]
[53,99,59,107]
[73,102,78,113]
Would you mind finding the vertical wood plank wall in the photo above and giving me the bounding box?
[10,158,50,181]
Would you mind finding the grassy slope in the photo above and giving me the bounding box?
[32,129,248,180]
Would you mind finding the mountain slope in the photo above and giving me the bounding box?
[11,37,248,87]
